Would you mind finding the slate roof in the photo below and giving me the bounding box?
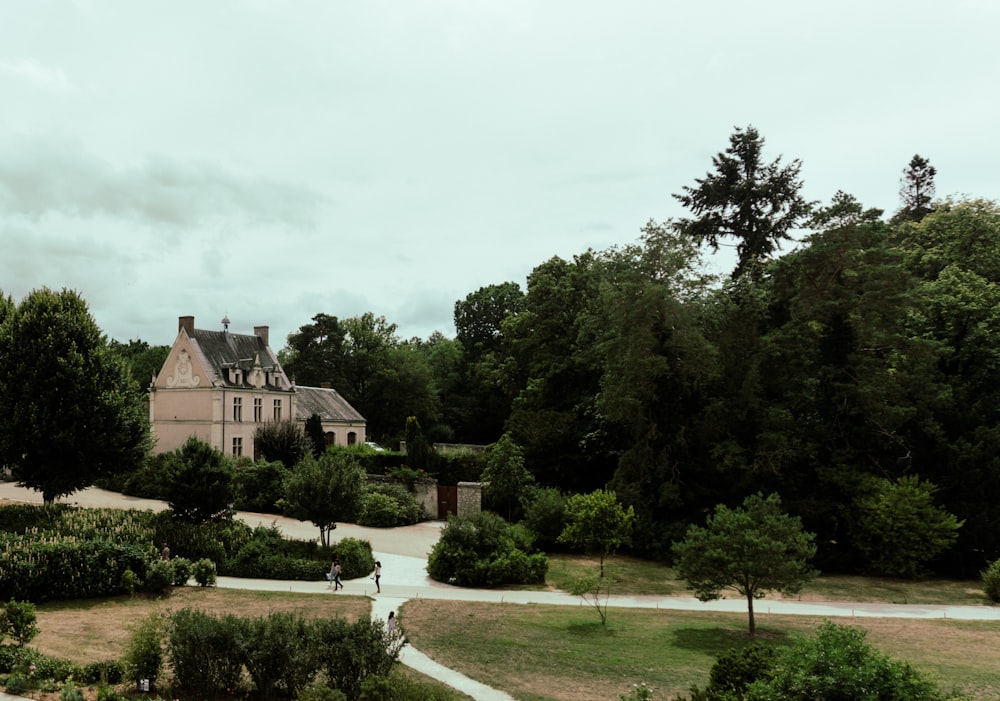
[294,385,366,423]
[188,328,293,390]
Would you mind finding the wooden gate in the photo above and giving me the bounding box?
[437,485,458,519]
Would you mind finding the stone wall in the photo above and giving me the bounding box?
[457,482,483,518]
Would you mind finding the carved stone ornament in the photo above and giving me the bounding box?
[167,349,201,388]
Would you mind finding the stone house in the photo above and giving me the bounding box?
[149,316,366,457]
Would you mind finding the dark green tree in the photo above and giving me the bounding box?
[254,419,312,468]
[674,125,812,279]
[0,288,150,503]
[283,452,366,547]
[454,282,525,361]
[481,433,534,521]
[279,313,345,387]
[893,154,937,224]
[505,253,613,491]
[672,492,817,636]
[304,413,326,457]
[851,475,963,578]
[162,437,236,522]
[108,338,171,391]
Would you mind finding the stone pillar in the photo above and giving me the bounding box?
[457,482,483,518]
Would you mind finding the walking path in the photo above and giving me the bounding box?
[2,483,999,701]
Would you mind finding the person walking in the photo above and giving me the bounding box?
[333,559,343,590]
[386,611,396,634]
[373,560,382,593]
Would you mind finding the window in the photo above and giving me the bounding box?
[233,397,243,422]
[253,397,263,422]
[347,432,357,446]
[273,399,282,421]
[233,436,243,456]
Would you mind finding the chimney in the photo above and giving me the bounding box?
[320,382,331,389]
[254,325,269,346]
[179,316,195,336]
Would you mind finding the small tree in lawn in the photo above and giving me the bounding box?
[284,452,365,547]
[672,492,817,636]
[558,489,635,624]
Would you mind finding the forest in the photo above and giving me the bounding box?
[110,129,1000,579]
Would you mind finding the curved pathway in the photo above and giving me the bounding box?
[2,484,999,701]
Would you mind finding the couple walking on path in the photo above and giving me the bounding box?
[329,558,382,593]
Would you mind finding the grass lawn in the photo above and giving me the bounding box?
[21,555,998,701]
[400,599,1000,701]
[29,589,470,701]
[545,553,991,605]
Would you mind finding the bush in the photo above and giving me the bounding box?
[192,559,217,587]
[171,557,193,586]
[314,616,401,700]
[360,483,425,528]
[297,682,348,701]
[745,621,946,700]
[982,558,1000,602]
[522,487,568,550]
[234,458,290,513]
[427,512,549,587]
[79,660,125,686]
[123,613,167,690]
[0,599,39,647]
[5,674,30,695]
[143,559,174,594]
[241,612,318,699]
[331,537,375,580]
[59,682,85,701]
[167,609,246,698]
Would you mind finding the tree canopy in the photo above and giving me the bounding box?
[0,287,150,503]
[674,125,812,279]
[283,452,366,547]
[672,492,817,635]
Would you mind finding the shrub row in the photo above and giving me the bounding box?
[163,608,402,700]
[0,505,374,597]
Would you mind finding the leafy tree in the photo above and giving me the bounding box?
[481,433,534,521]
[282,312,438,442]
[0,287,150,503]
[403,415,434,474]
[454,282,525,361]
[280,313,346,387]
[672,492,817,636]
[162,437,236,523]
[558,489,635,577]
[505,253,614,491]
[893,154,937,224]
[521,486,568,551]
[284,452,366,547]
[108,338,171,391]
[304,413,326,457]
[745,621,946,700]
[674,125,812,279]
[254,419,312,468]
[851,475,963,578]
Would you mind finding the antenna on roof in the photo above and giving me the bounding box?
[222,314,231,332]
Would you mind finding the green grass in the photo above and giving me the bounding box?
[400,599,1000,701]
[545,553,990,605]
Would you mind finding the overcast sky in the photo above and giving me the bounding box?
[2,1,998,349]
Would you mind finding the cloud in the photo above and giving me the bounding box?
[0,139,328,229]
[0,59,71,92]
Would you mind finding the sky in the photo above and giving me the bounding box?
[2,1,999,350]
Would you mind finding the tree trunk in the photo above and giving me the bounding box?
[746,591,756,636]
